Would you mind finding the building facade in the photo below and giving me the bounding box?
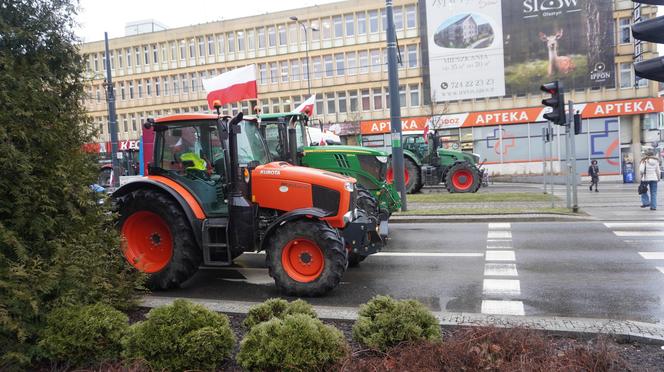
[81,0,663,177]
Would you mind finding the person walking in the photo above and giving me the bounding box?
[639,148,661,210]
[588,159,599,192]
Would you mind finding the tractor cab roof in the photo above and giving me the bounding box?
[151,114,261,127]
[258,112,308,123]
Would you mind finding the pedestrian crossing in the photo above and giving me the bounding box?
[604,222,664,277]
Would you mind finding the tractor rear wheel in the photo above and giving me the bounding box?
[118,189,201,289]
[266,219,347,296]
[386,157,421,194]
[445,163,480,193]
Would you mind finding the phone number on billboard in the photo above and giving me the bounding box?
[440,79,496,90]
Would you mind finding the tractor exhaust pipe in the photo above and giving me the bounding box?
[288,117,299,165]
[227,112,244,194]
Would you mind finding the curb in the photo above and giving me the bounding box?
[389,213,593,223]
[141,296,664,344]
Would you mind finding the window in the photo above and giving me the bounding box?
[227,32,235,53]
[394,7,403,30]
[311,22,320,40]
[135,47,140,65]
[359,51,368,73]
[207,36,215,55]
[170,43,176,61]
[278,25,287,46]
[322,18,331,39]
[161,43,167,62]
[237,31,244,51]
[258,27,265,48]
[138,79,143,98]
[259,63,267,84]
[272,98,280,113]
[95,86,101,101]
[312,56,322,79]
[361,89,370,111]
[280,61,289,82]
[398,46,405,69]
[109,51,114,70]
[347,52,356,75]
[620,62,633,88]
[131,114,137,132]
[101,52,106,71]
[406,5,416,29]
[173,75,179,94]
[301,58,308,81]
[117,50,123,68]
[179,41,185,60]
[92,54,99,72]
[289,24,298,45]
[146,78,152,96]
[188,39,195,58]
[618,18,631,44]
[247,30,255,50]
[316,95,324,115]
[384,87,390,109]
[120,82,125,100]
[129,81,134,99]
[370,49,380,72]
[324,55,334,77]
[291,59,300,81]
[198,37,205,57]
[152,44,158,63]
[181,74,189,93]
[270,62,278,83]
[357,12,366,35]
[191,73,197,92]
[143,45,149,65]
[372,88,382,110]
[163,76,169,96]
[126,48,132,66]
[345,14,354,36]
[381,9,387,31]
[261,99,269,114]
[399,85,406,107]
[349,90,358,112]
[338,92,347,113]
[335,53,344,75]
[268,26,276,47]
[218,34,225,55]
[369,10,378,33]
[326,93,336,114]
[123,116,128,133]
[409,84,419,106]
[407,45,418,68]
[333,16,343,38]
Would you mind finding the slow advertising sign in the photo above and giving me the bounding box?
[425,0,615,102]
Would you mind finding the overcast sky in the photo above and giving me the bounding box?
[75,0,340,42]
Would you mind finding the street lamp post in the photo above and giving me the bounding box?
[289,16,317,97]
[104,32,120,188]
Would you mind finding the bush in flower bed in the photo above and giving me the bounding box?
[352,295,441,351]
[243,298,318,329]
[237,313,349,372]
[38,303,129,367]
[122,299,235,371]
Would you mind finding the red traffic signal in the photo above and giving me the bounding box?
[632,3,664,82]
[540,81,566,126]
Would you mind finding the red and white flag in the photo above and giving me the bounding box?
[423,120,430,144]
[202,65,257,110]
[294,94,316,116]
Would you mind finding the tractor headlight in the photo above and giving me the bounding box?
[344,182,355,192]
[343,210,354,224]
[375,156,388,163]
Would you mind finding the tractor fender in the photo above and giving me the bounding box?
[261,208,332,252]
[402,149,422,167]
[112,178,205,247]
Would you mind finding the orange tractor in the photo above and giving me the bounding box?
[113,113,382,296]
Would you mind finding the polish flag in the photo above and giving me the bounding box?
[423,119,430,144]
[202,65,257,110]
[294,94,316,116]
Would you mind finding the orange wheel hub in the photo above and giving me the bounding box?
[281,238,324,283]
[121,211,173,273]
[452,170,474,191]
[386,167,410,185]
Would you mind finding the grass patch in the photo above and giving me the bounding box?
[408,192,554,203]
[394,207,577,216]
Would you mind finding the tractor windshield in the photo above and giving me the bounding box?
[238,120,270,165]
[155,123,220,174]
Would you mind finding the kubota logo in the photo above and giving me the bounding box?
[259,170,281,175]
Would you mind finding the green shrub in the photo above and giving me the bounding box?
[122,300,235,371]
[237,314,348,372]
[352,295,441,351]
[243,298,317,329]
[38,303,128,367]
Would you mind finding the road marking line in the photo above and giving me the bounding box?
[484,263,518,276]
[481,300,525,316]
[614,231,664,237]
[485,250,516,261]
[487,231,512,239]
[239,252,484,258]
[489,223,511,230]
[639,252,664,260]
[657,267,664,275]
[483,279,521,296]
[487,242,513,249]
[604,222,664,229]
[624,240,664,244]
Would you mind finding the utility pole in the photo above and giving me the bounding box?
[104,32,120,188]
[386,0,407,211]
[549,122,555,208]
[569,101,579,212]
[542,127,548,194]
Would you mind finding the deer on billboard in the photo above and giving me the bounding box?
[539,29,576,77]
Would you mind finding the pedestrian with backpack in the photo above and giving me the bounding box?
[639,148,661,210]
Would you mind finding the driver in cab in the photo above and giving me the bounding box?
[171,129,207,172]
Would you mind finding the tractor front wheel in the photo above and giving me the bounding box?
[118,189,201,289]
[266,219,347,296]
[445,163,480,193]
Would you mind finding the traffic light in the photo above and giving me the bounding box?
[573,112,582,135]
[540,81,566,125]
[631,1,664,82]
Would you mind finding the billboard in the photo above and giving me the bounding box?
[425,0,615,102]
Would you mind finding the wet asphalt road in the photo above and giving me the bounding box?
[151,221,664,324]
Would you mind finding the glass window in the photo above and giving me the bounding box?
[381,9,387,31]
[369,10,378,33]
[361,89,370,111]
[146,78,152,96]
[109,51,114,70]
[384,87,390,109]
[270,62,278,83]
[129,81,134,99]
[237,31,244,51]
[135,47,140,65]
[291,59,300,81]
[312,56,322,79]
[218,34,225,55]
[407,45,418,68]
[120,82,125,100]
[347,52,356,75]
[169,43,175,61]
[372,88,382,110]
[399,85,406,107]
[280,61,289,82]
[301,58,309,81]
[406,5,416,29]
[161,43,167,62]
[207,36,215,55]
[188,39,195,59]
[370,49,380,72]
[349,90,358,112]
[322,18,331,39]
[172,75,179,94]
[258,27,265,49]
[311,21,320,40]
[289,24,298,45]
[191,73,197,92]
[359,51,368,73]
[272,98,280,113]
[181,74,188,93]
[138,79,143,98]
[335,53,344,75]
[398,46,405,69]
[394,7,403,30]
[259,63,267,84]
[326,93,336,114]
[338,92,347,113]
[268,26,276,47]
[324,55,334,77]
[144,46,149,65]
[620,62,633,88]
[333,16,343,38]
[261,99,269,114]
[163,76,169,96]
[409,84,419,107]
[198,37,205,57]
[126,48,132,66]
[179,41,185,60]
[316,96,324,115]
[117,50,123,68]
[247,30,255,50]
[278,25,287,46]
[345,14,354,36]
[227,32,235,53]
[619,18,631,44]
[357,12,366,35]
